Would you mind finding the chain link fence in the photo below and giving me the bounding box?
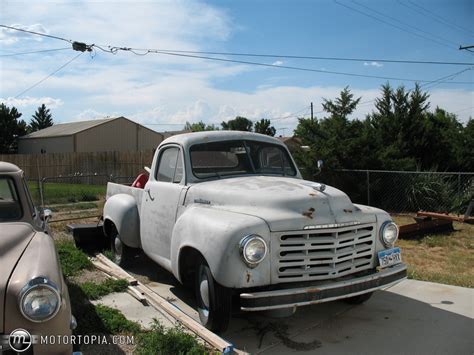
[320,169,474,214]
[25,166,474,223]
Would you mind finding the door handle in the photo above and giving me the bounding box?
[145,188,155,201]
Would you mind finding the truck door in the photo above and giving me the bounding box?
[141,145,185,267]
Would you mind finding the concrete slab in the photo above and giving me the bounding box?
[116,254,474,354]
[92,292,177,330]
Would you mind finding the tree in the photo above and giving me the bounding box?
[0,104,28,153]
[254,118,276,136]
[221,116,253,131]
[30,104,53,132]
[322,86,361,120]
[184,121,218,132]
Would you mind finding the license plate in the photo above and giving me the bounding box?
[378,247,402,268]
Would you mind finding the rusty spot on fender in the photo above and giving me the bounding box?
[246,271,251,283]
[309,193,317,197]
[302,207,315,219]
[344,209,353,213]
[306,288,321,293]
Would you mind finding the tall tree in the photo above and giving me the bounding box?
[221,116,253,131]
[0,104,28,153]
[254,118,276,136]
[30,104,53,132]
[184,121,218,132]
[322,86,361,120]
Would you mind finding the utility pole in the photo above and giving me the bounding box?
[310,102,314,122]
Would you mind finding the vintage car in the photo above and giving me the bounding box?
[0,162,74,354]
[103,131,406,332]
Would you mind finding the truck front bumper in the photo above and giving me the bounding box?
[240,263,407,311]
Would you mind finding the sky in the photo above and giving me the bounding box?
[0,0,473,135]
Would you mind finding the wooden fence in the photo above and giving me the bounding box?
[0,151,155,181]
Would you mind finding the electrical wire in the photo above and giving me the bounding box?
[399,0,474,37]
[0,24,73,43]
[15,52,83,98]
[334,0,455,51]
[0,47,71,57]
[98,47,474,66]
[120,49,472,84]
[352,0,458,47]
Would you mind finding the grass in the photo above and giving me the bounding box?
[80,278,129,300]
[54,238,207,353]
[56,240,93,277]
[28,181,106,205]
[393,215,474,288]
[136,321,207,355]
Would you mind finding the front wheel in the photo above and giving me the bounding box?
[195,259,232,333]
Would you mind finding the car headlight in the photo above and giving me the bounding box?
[239,235,267,267]
[19,277,61,322]
[380,221,399,247]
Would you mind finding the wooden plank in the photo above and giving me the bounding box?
[92,254,235,354]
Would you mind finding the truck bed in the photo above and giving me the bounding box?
[106,182,144,207]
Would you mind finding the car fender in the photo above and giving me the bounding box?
[103,193,141,248]
[171,205,271,289]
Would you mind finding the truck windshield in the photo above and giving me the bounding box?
[190,140,297,179]
[0,176,23,221]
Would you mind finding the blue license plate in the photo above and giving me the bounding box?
[378,247,402,268]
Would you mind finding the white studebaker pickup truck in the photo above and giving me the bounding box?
[103,131,406,332]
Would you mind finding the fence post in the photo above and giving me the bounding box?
[366,170,370,205]
[458,173,461,196]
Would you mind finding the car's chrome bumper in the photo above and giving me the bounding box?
[240,263,407,311]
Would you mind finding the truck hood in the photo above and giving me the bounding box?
[186,176,376,231]
[0,223,36,333]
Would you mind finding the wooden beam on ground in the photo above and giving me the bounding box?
[417,211,474,224]
[91,254,237,354]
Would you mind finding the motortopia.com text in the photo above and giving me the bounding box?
[39,334,134,346]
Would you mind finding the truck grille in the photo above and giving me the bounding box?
[273,223,376,282]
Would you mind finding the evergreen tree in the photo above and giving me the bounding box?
[254,118,276,136]
[0,104,28,153]
[30,104,53,132]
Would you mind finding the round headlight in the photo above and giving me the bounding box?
[19,277,61,322]
[239,235,267,267]
[380,221,399,247]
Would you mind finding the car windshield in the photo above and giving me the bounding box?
[0,176,23,221]
[190,140,297,179]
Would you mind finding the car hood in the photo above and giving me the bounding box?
[0,223,36,333]
[185,176,376,231]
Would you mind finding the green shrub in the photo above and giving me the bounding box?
[56,241,92,277]
[136,321,207,355]
[95,304,141,334]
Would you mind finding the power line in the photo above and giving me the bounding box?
[453,106,474,114]
[334,0,456,51]
[399,0,474,37]
[0,24,73,43]
[15,52,83,98]
[0,47,70,57]
[99,47,474,66]
[351,0,458,47]
[113,49,472,84]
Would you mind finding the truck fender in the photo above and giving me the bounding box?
[170,206,271,289]
[103,193,141,248]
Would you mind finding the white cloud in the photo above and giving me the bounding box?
[0,96,63,108]
[364,61,383,68]
[272,60,284,66]
[0,24,49,45]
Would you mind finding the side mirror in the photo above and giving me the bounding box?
[41,209,52,222]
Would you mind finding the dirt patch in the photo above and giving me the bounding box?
[71,268,109,285]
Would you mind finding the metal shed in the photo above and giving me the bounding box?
[18,117,164,154]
